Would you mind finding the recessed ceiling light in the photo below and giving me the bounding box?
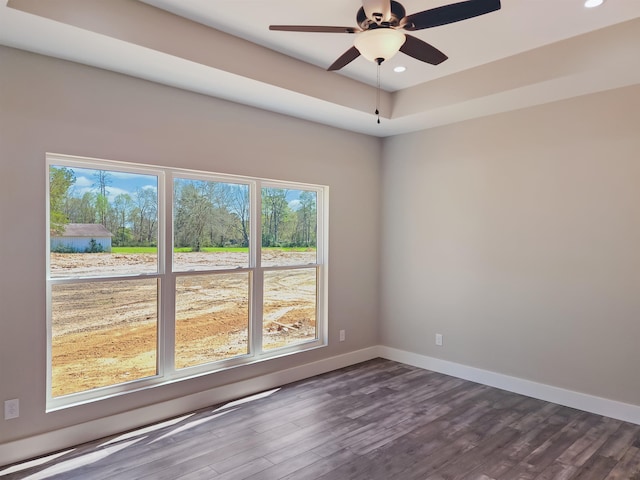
[584,0,604,8]
[393,66,406,73]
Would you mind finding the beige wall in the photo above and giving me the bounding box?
[381,84,640,405]
[0,46,381,446]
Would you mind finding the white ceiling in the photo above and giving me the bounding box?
[1,0,639,137]
[140,0,640,91]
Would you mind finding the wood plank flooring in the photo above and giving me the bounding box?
[3,358,640,480]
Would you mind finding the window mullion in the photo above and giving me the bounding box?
[161,172,175,378]
[252,180,264,355]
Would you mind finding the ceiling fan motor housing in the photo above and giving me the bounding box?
[357,1,406,29]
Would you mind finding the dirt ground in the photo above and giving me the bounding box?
[50,251,317,398]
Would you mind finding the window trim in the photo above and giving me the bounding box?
[46,153,328,411]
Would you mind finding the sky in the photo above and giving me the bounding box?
[56,165,314,210]
[65,166,157,202]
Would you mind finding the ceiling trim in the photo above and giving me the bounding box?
[2,0,639,137]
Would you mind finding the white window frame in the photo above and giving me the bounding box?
[46,153,328,411]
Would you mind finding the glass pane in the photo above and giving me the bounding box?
[51,279,158,398]
[173,178,250,271]
[263,268,317,351]
[261,188,317,267]
[175,273,250,369]
[49,165,159,278]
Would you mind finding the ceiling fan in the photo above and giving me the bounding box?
[270,0,501,71]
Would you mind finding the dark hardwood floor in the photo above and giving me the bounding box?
[3,358,640,479]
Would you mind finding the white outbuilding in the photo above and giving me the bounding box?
[51,223,113,253]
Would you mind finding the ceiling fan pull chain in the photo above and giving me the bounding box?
[375,58,382,124]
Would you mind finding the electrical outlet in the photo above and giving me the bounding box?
[435,333,443,346]
[4,399,19,420]
[339,329,346,342]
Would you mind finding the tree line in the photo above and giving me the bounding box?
[50,167,317,250]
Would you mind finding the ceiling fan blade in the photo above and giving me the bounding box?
[400,35,448,65]
[403,0,501,31]
[362,0,392,23]
[269,25,359,34]
[327,46,361,71]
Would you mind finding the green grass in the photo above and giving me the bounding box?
[173,247,249,253]
[112,246,316,254]
[264,247,316,252]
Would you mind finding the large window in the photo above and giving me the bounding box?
[47,154,327,408]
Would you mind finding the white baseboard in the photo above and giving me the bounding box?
[0,347,379,468]
[378,346,640,426]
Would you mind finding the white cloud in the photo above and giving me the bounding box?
[109,171,155,181]
[106,186,132,202]
[288,199,301,211]
[74,175,92,187]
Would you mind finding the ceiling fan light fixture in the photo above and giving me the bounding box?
[354,28,406,63]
